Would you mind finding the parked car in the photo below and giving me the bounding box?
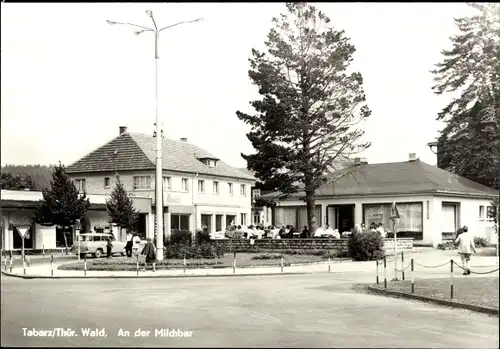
[71,233,127,258]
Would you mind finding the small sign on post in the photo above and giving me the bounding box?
[13,225,31,271]
[390,202,400,281]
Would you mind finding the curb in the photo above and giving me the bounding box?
[1,269,317,280]
[366,285,499,317]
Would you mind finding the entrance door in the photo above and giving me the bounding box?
[328,205,355,232]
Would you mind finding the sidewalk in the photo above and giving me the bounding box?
[2,247,497,279]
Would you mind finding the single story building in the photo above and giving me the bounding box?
[1,189,152,251]
[261,155,498,246]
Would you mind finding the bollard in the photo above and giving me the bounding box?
[183,252,187,274]
[450,260,454,299]
[23,257,26,275]
[233,251,236,274]
[27,255,30,267]
[281,253,284,273]
[328,255,331,273]
[9,257,13,273]
[153,262,156,272]
[42,245,45,257]
[411,258,415,293]
[383,255,387,289]
[401,251,405,281]
[376,259,379,284]
[50,254,54,276]
[136,253,139,276]
[83,254,87,277]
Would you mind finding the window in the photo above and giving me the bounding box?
[252,189,261,199]
[479,205,485,219]
[75,179,86,192]
[171,214,190,231]
[240,184,246,196]
[216,215,223,231]
[240,213,247,226]
[133,176,151,190]
[213,181,219,195]
[206,159,217,167]
[198,180,205,193]
[163,176,172,191]
[104,177,111,188]
[253,214,260,224]
[182,178,189,192]
[487,206,496,221]
[228,183,233,196]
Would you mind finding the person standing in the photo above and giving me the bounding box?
[454,225,476,275]
[125,231,133,257]
[141,238,156,271]
[106,236,113,259]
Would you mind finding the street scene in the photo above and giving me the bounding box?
[1,2,499,348]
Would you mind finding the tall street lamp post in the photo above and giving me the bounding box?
[107,10,202,261]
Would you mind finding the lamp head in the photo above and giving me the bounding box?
[145,10,153,18]
[106,20,117,25]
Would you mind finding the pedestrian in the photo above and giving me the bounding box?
[141,238,156,271]
[125,231,133,257]
[106,236,113,259]
[454,225,476,275]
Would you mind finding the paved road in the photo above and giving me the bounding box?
[1,272,498,347]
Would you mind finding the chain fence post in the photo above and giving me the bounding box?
[50,254,54,276]
[376,259,379,284]
[401,251,405,280]
[183,252,186,274]
[84,254,87,277]
[42,245,45,257]
[136,252,139,276]
[9,256,13,273]
[450,259,454,299]
[281,252,284,273]
[384,255,387,289]
[233,251,236,274]
[411,258,414,293]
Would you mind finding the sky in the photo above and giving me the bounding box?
[1,2,475,169]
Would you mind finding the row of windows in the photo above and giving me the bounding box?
[172,213,248,231]
[73,176,248,197]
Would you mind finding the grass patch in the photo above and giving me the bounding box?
[372,276,499,310]
[58,253,348,271]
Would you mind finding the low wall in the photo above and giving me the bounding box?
[214,238,414,253]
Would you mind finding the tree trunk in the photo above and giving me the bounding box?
[305,189,316,238]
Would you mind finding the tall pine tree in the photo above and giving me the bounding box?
[34,163,90,248]
[106,174,139,237]
[236,3,370,235]
[431,3,500,224]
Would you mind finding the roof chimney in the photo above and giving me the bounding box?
[409,153,418,161]
[180,137,187,142]
[119,126,127,135]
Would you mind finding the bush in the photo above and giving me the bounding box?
[170,230,192,245]
[437,241,456,250]
[348,231,384,261]
[251,253,282,260]
[474,236,490,248]
[164,242,223,259]
[195,229,211,245]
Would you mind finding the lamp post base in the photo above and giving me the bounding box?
[156,248,164,261]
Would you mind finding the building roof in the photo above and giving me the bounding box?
[261,159,498,200]
[0,190,110,209]
[66,132,256,181]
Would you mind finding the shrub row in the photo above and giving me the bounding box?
[164,242,224,259]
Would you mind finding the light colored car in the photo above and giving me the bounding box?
[72,233,127,258]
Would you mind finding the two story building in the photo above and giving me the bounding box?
[65,127,256,241]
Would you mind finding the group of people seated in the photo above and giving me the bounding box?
[221,221,388,240]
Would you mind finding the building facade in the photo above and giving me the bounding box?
[66,127,256,240]
[264,156,498,246]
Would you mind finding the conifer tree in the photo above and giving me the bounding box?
[106,174,139,236]
[34,163,90,248]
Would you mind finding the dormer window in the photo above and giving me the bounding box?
[197,156,219,168]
